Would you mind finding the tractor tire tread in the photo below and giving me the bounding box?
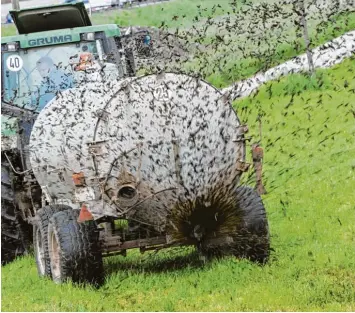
[48,210,104,286]
[1,162,30,265]
[34,204,71,276]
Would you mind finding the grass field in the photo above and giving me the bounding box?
[2,0,355,311]
[100,3,355,88]
[2,57,355,312]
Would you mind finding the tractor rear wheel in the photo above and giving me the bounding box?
[1,162,31,265]
[33,204,71,277]
[47,209,104,286]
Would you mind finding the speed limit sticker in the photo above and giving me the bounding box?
[6,55,23,72]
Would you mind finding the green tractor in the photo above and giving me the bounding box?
[1,2,141,264]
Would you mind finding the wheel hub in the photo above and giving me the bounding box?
[50,232,61,280]
[35,228,45,275]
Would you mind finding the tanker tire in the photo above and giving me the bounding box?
[1,162,31,265]
[200,186,270,264]
[233,186,270,264]
[33,205,71,277]
[47,210,104,286]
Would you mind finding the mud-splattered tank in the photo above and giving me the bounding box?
[29,73,247,231]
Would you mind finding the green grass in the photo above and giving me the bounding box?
[196,10,355,88]
[1,0,250,36]
[98,0,236,28]
[2,0,355,310]
[2,57,355,312]
[1,24,16,37]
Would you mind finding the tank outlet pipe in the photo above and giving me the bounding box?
[115,183,139,207]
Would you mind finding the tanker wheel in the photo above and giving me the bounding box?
[200,186,270,264]
[47,209,104,286]
[232,186,270,264]
[1,162,32,265]
[33,204,71,277]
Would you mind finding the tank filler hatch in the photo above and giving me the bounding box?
[9,2,92,35]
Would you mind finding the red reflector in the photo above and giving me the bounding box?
[77,205,93,223]
[72,172,85,186]
[252,144,264,159]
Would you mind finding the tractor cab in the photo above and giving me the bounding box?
[1,2,134,117]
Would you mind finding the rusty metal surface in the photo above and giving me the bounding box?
[102,236,167,252]
[101,235,195,254]
[29,73,245,231]
[252,143,266,195]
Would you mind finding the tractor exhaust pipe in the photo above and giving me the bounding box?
[11,0,19,10]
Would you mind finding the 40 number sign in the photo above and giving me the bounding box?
[6,55,23,72]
